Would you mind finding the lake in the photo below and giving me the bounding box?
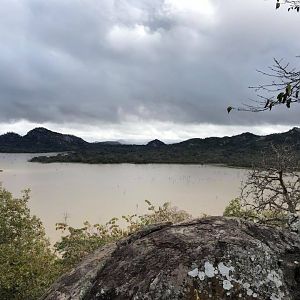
[0,153,247,243]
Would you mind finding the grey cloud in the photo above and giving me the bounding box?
[0,0,300,127]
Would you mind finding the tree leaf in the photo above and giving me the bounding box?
[277,92,284,103]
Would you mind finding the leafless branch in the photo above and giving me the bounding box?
[230,58,300,113]
[277,0,300,11]
[240,144,300,225]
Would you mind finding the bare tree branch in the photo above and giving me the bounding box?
[240,144,300,226]
[277,0,300,11]
[228,58,300,113]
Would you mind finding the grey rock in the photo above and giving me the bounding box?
[288,213,300,233]
[42,243,117,300]
[42,217,300,300]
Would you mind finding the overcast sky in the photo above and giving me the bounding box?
[0,0,299,142]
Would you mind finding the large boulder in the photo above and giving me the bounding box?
[42,217,300,300]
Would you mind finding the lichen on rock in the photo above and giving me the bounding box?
[42,217,300,300]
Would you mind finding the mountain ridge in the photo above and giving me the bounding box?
[2,126,300,148]
[1,127,300,167]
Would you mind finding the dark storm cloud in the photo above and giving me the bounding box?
[0,0,299,126]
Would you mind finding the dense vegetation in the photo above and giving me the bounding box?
[0,187,60,300]
[30,127,300,168]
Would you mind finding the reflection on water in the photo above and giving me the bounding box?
[0,153,247,243]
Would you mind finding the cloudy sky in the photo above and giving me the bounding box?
[0,0,299,142]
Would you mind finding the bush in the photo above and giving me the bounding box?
[223,198,287,227]
[223,198,255,219]
[0,187,60,300]
[54,200,191,270]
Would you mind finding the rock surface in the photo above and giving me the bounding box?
[42,217,300,300]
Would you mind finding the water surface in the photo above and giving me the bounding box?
[0,153,247,242]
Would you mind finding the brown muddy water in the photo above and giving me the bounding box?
[0,153,247,243]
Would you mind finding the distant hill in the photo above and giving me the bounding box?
[146,139,166,147]
[0,127,88,152]
[22,126,300,167]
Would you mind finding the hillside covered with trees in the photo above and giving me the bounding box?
[27,127,300,168]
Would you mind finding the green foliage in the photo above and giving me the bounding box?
[264,82,299,111]
[54,219,121,270]
[223,198,287,227]
[0,187,60,300]
[223,198,256,220]
[54,201,191,270]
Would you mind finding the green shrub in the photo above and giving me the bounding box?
[0,187,60,300]
[54,200,191,270]
[223,198,287,227]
